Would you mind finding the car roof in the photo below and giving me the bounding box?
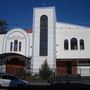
[0,73,15,76]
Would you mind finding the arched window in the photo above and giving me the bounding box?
[40,15,48,56]
[19,42,21,51]
[10,42,13,51]
[71,38,78,50]
[14,40,18,51]
[64,39,69,50]
[80,39,84,50]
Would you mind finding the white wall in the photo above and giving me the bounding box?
[0,65,6,73]
[0,35,4,54]
[56,22,90,59]
[3,28,30,57]
[28,33,32,57]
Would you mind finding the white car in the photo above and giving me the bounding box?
[0,73,29,88]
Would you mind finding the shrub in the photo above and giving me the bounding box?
[39,60,53,80]
[16,68,31,81]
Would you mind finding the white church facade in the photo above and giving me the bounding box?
[0,7,90,76]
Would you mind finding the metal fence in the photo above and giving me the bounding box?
[77,68,90,76]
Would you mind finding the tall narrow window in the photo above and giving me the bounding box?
[14,40,18,51]
[40,15,48,56]
[64,39,69,50]
[80,39,84,50]
[10,42,13,51]
[71,38,78,50]
[19,42,21,51]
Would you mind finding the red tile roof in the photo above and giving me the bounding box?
[26,29,32,33]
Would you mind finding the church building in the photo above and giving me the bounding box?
[0,7,90,76]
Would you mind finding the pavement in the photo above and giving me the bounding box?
[1,80,90,90]
[29,79,90,85]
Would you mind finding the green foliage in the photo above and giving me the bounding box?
[0,19,7,34]
[39,60,53,80]
[15,60,53,81]
[16,68,31,81]
[15,69,41,81]
[31,73,42,80]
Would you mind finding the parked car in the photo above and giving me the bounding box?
[0,73,29,88]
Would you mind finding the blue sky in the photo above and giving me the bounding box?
[0,0,90,30]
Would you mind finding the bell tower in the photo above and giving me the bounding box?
[32,7,56,73]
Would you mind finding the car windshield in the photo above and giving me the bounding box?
[7,75,19,81]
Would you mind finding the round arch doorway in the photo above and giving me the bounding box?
[6,58,25,75]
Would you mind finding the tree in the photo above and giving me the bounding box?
[0,19,7,34]
[39,60,53,80]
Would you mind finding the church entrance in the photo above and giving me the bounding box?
[6,58,25,75]
[56,60,77,76]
